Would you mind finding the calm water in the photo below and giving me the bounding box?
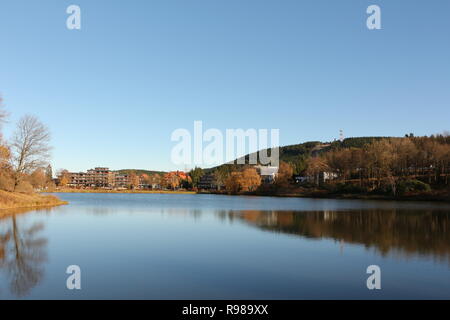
[0,193,449,300]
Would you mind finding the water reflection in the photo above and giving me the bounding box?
[0,209,48,297]
[78,204,450,262]
[224,209,450,262]
[1,200,450,298]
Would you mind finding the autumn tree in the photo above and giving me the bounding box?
[275,161,294,187]
[368,139,410,194]
[0,145,14,191]
[0,144,10,168]
[10,115,51,190]
[150,174,162,189]
[140,173,155,189]
[169,175,180,190]
[214,166,231,191]
[45,165,53,182]
[437,143,450,184]
[163,173,180,190]
[128,171,140,189]
[325,148,354,182]
[241,168,261,192]
[225,172,242,194]
[393,138,418,176]
[306,157,330,185]
[225,168,261,193]
[29,168,47,189]
[57,169,70,187]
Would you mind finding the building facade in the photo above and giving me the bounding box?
[255,166,279,184]
[198,174,218,190]
[61,167,132,188]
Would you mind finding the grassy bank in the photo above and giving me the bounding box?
[0,190,68,212]
[54,188,196,195]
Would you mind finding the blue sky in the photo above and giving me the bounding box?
[0,0,449,172]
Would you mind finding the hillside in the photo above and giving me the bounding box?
[208,137,392,175]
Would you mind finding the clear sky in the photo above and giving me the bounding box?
[1,0,449,172]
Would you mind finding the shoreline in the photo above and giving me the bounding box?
[198,191,450,203]
[0,190,68,215]
[52,189,196,195]
[50,188,450,203]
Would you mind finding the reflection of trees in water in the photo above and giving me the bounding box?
[0,213,47,297]
[91,207,114,215]
[161,208,203,220]
[228,209,450,262]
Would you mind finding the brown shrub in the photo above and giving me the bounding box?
[15,181,34,194]
[0,172,15,192]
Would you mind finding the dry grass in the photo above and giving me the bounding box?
[0,190,67,212]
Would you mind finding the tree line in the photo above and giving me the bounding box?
[311,135,450,195]
[194,134,450,196]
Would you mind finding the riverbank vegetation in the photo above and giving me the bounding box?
[0,95,64,210]
[206,134,450,201]
[0,190,66,211]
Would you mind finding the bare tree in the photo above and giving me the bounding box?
[0,95,9,135]
[10,115,51,190]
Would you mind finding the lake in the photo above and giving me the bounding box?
[0,193,449,299]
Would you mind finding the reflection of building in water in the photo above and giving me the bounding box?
[160,208,203,219]
[256,211,278,226]
[236,210,280,227]
[267,211,278,226]
[323,211,338,222]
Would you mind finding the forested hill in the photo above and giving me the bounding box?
[209,134,450,175]
[209,137,393,175]
[327,137,391,149]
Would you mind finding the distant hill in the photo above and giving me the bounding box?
[118,169,166,176]
[208,137,392,175]
[328,137,390,149]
